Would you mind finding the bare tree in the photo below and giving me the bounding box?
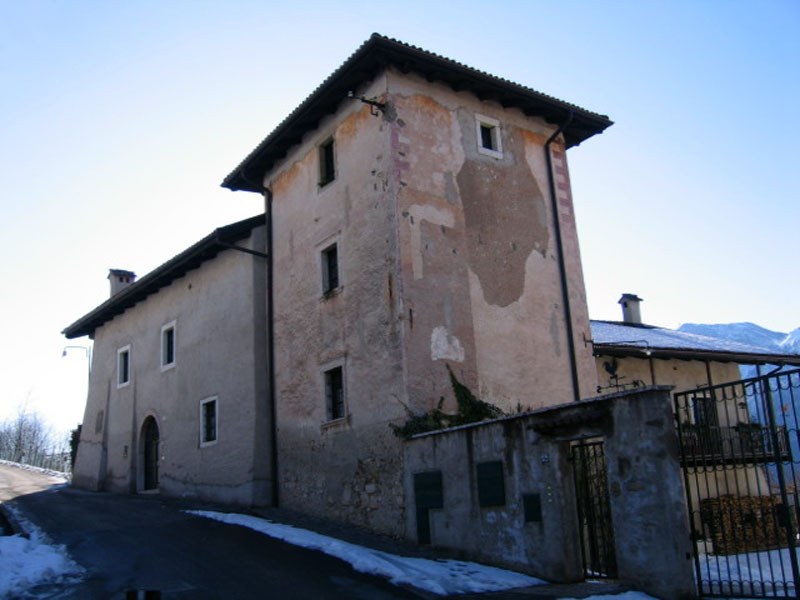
[0,402,70,473]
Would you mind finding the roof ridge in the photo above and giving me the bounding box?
[368,33,609,118]
[222,34,613,192]
[63,213,266,338]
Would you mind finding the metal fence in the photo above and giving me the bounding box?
[675,368,800,598]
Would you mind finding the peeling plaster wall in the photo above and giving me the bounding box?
[387,69,596,415]
[261,68,600,536]
[73,229,271,506]
[404,418,583,582]
[265,74,408,536]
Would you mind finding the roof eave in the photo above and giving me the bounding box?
[62,215,266,339]
[221,34,612,193]
[593,344,800,367]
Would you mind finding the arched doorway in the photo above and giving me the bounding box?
[141,417,160,491]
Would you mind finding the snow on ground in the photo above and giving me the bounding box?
[698,547,797,597]
[0,504,83,598]
[560,594,657,600]
[0,459,69,481]
[187,509,545,595]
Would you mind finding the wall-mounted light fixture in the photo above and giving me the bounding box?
[348,91,386,116]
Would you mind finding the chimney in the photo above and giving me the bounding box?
[618,293,643,325]
[109,269,136,297]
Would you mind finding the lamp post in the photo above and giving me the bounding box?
[62,345,92,376]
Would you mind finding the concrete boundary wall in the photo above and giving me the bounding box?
[403,386,695,600]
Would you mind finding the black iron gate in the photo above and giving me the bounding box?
[675,368,800,598]
[572,439,617,579]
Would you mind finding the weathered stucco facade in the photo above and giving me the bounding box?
[71,220,273,506]
[67,35,613,540]
[403,388,696,600]
[260,65,601,534]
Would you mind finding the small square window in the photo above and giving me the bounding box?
[321,244,339,294]
[319,138,335,186]
[117,345,131,388]
[161,322,176,370]
[325,366,345,421]
[200,397,217,446]
[475,114,503,158]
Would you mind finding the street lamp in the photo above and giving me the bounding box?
[62,345,92,375]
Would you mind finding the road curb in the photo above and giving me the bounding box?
[0,502,30,538]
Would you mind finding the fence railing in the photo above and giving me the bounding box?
[679,424,792,466]
[674,368,800,599]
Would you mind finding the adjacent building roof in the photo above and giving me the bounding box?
[591,320,800,366]
[222,33,613,193]
[63,215,266,339]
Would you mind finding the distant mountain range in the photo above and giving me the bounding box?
[677,322,800,355]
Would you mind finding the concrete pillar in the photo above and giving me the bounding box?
[605,388,696,600]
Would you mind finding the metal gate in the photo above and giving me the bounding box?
[572,439,617,579]
[675,368,800,598]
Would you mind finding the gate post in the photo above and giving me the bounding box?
[605,387,696,600]
[761,375,800,589]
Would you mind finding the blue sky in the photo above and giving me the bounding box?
[1,1,798,436]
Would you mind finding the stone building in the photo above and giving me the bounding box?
[65,216,272,505]
[65,34,612,537]
[590,293,800,542]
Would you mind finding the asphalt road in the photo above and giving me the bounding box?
[0,462,67,503]
[0,464,429,600]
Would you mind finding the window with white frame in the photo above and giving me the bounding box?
[117,345,131,388]
[475,114,503,158]
[200,397,218,446]
[324,366,345,421]
[161,321,176,370]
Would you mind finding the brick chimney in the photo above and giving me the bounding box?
[108,269,136,297]
[618,293,643,324]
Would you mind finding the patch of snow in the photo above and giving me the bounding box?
[559,593,658,600]
[0,505,83,598]
[679,322,787,351]
[780,328,800,353]
[0,459,69,481]
[697,547,797,597]
[186,510,545,595]
[592,321,798,357]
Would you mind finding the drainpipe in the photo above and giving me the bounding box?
[241,169,279,508]
[544,111,581,403]
[263,187,279,508]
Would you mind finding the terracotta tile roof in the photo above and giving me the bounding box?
[63,214,266,338]
[222,33,613,193]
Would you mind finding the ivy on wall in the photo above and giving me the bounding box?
[391,365,504,439]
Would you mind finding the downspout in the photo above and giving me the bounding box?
[263,187,279,507]
[240,169,279,508]
[544,111,581,403]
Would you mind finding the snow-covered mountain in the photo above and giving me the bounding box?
[678,322,800,354]
[780,328,800,353]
